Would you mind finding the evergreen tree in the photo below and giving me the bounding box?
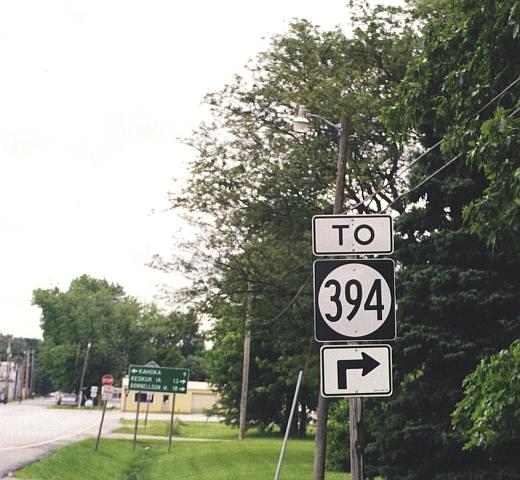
[363,1,520,478]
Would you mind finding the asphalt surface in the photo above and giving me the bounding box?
[0,397,222,478]
[0,397,121,478]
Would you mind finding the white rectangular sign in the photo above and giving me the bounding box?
[312,215,393,255]
[101,385,113,401]
[321,344,392,397]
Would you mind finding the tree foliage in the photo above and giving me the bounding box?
[452,339,520,452]
[387,0,520,248]
[168,10,416,433]
[362,0,520,478]
[33,275,207,392]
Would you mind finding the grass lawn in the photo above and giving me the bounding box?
[16,421,349,479]
[115,419,270,440]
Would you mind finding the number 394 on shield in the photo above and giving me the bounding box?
[313,259,396,342]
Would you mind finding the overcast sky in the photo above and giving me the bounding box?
[0,0,401,339]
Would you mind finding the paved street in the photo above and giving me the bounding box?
[0,397,121,478]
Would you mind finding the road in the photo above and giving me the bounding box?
[0,397,121,478]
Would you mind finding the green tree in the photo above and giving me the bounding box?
[363,0,520,478]
[166,11,415,434]
[387,0,520,247]
[140,306,208,380]
[33,275,147,391]
[452,339,520,453]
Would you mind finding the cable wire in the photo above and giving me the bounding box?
[343,74,520,214]
[262,83,520,328]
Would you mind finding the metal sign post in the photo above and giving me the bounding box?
[274,370,304,480]
[132,391,142,451]
[144,393,153,430]
[168,393,177,453]
[95,400,108,452]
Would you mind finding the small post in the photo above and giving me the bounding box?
[133,391,142,451]
[144,394,151,430]
[168,393,177,453]
[274,370,304,480]
[95,400,108,452]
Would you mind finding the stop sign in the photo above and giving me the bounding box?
[101,374,113,385]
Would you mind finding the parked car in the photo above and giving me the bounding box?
[56,393,77,406]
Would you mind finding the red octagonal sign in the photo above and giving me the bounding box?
[101,374,113,385]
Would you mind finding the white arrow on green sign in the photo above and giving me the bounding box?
[128,364,190,394]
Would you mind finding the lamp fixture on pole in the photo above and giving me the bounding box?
[292,108,342,135]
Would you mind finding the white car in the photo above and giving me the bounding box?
[57,393,77,406]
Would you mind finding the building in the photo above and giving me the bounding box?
[0,361,24,402]
[121,376,218,414]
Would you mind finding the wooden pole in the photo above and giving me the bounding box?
[349,397,363,479]
[314,115,349,480]
[239,283,253,440]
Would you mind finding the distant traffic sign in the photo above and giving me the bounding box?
[321,345,392,397]
[314,259,396,342]
[102,374,113,385]
[312,215,393,255]
[128,365,190,394]
[101,385,113,401]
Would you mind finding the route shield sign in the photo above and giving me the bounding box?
[314,259,396,342]
[128,365,190,394]
[312,214,393,255]
[321,344,392,397]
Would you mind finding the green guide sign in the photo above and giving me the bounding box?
[128,364,190,394]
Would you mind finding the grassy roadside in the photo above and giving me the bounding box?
[16,421,349,479]
[114,419,274,440]
[16,438,349,480]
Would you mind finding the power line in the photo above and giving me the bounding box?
[344,74,520,214]
[263,84,520,328]
[382,101,520,212]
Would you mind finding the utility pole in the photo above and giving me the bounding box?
[4,342,12,402]
[77,342,92,409]
[239,282,253,440]
[25,349,30,399]
[30,349,36,397]
[313,114,360,480]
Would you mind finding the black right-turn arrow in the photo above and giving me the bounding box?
[337,352,380,389]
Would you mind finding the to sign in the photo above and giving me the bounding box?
[128,365,190,394]
[102,374,113,385]
[314,259,396,341]
[321,345,392,397]
[312,214,393,255]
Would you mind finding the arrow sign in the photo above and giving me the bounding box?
[321,345,392,397]
[337,353,380,389]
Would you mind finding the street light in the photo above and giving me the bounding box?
[292,108,342,135]
[77,341,92,409]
